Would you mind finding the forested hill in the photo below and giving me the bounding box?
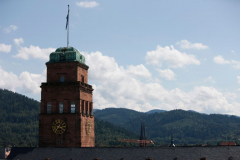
[2,88,240,147]
[93,108,146,126]
[95,108,240,145]
[0,89,138,147]
[0,89,39,147]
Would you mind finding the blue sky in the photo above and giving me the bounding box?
[1,0,240,115]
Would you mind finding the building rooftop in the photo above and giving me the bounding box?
[47,47,86,65]
[5,146,240,160]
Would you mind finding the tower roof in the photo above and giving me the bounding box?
[47,47,87,65]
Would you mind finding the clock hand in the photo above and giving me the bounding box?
[55,125,60,132]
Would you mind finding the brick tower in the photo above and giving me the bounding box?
[39,47,95,147]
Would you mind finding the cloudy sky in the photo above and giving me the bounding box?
[1,0,240,115]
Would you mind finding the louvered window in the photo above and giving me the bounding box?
[47,102,51,114]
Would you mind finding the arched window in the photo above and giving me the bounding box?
[47,102,51,114]
[71,101,75,113]
[60,76,65,82]
[59,102,63,113]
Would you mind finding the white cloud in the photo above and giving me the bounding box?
[76,1,99,8]
[237,76,240,84]
[0,66,21,92]
[204,76,216,84]
[3,25,18,33]
[213,55,230,64]
[0,44,11,53]
[231,60,240,69]
[176,40,209,49]
[0,65,45,94]
[14,38,24,46]
[158,68,176,80]
[213,56,240,69]
[126,64,151,78]
[145,45,200,68]
[19,71,45,94]
[13,45,55,60]
[81,51,240,116]
[224,92,237,101]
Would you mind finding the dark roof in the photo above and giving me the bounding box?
[0,148,5,159]
[5,146,240,160]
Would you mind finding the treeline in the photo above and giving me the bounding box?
[0,89,138,147]
[2,88,240,147]
[95,108,240,145]
[0,89,39,147]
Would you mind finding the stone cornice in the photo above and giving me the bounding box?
[41,81,93,93]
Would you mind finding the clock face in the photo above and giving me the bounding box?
[52,119,66,134]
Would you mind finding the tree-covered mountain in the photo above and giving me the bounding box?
[145,109,166,114]
[95,119,138,147]
[94,108,145,126]
[0,89,39,147]
[1,88,240,147]
[0,89,138,147]
[94,108,240,145]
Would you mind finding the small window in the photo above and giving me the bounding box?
[81,75,84,83]
[59,102,63,113]
[90,102,93,116]
[85,101,88,113]
[71,101,75,113]
[60,76,65,82]
[47,102,51,114]
[81,100,84,113]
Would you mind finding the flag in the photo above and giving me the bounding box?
[66,9,69,30]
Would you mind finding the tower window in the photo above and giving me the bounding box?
[81,100,84,114]
[60,76,65,82]
[90,102,93,116]
[59,102,63,113]
[71,101,75,113]
[47,102,52,114]
[81,75,84,83]
[85,101,89,115]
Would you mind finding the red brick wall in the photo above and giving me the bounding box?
[39,114,95,147]
[39,61,94,147]
[46,62,88,83]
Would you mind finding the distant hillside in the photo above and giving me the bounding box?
[0,89,137,147]
[145,109,166,114]
[0,89,39,147]
[94,108,240,145]
[93,109,100,112]
[2,89,240,146]
[95,118,138,147]
[94,108,145,126]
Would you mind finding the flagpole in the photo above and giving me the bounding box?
[67,5,69,48]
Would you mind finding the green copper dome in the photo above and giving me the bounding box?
[47,47,86,65]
